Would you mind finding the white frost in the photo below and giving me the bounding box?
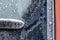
[17,0,32,18]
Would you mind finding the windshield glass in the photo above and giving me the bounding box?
[0,0,31,20]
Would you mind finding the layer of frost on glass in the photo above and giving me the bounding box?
[0,0,31,19]
[0,0,32,29]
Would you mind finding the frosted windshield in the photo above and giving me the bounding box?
[0,0,31,20]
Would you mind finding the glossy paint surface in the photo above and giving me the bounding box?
[55,0,60,40]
